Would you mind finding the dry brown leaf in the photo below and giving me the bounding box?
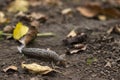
[3,66,18,72]
[76,2,120,19]
[67,29,77,38]
[76,6,99,18]
[63,32,87,45]
[101,8,120,18]
[61,8,73,15]
[21,63,53,74]
[19,26,38,46]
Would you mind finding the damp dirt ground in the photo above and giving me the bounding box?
[0,0,120,80]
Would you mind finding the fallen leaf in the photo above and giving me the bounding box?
[21,63,53,74]
[76,6,99,18]
[76,2,120,19]
[61,8,73,15]
[67,29,77,38]
[63,33,87,45]
[3,65,18,72]
[104,62,111,67]
[8,0,29,12]
[18,26,38,46]
[13,22,29,40]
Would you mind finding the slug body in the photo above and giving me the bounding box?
[21,48,64,62]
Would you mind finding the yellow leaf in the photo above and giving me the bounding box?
[21,63,53,74]
[13,22,29,40]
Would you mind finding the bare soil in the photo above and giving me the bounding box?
[0,0,120,80]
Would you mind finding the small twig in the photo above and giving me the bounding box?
[0,31,55,37]
[0,31,12,36]
[37,32,55,37]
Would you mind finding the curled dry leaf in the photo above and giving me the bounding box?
[67,29,77,38]
[19,26,38,46]
[76,6,99,18]
[67,44,87,54]
[63,33,87,45]
[21,63,53,74]
[61,8,73,15]
[8,0,29,12]
[3,65,18,72]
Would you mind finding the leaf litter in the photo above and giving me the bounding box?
[3,65,18,73]
[21,63,54,74]
[0,0,120,79]
[76,2,120,20]
[63,29,87,54]
[8,0,29,12]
